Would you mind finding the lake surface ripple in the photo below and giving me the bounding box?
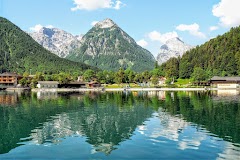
[0,91,239,159]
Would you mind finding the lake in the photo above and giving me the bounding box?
[0,90,240,159]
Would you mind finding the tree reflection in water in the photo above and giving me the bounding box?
[0,91,239,156]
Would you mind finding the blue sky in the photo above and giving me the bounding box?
[1,0,240,57]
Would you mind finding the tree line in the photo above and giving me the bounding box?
[19,63,163,87]
[0,17,96,75]
[159,26,240,81]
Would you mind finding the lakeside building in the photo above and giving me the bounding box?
[210,76,240,88]
[0,72,22,87]
[37,81,100,89]
[158,77,166,86]
[37,81,59,89]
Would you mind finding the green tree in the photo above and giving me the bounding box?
[72,72,81,81]
[179,61,193,79]
[128,70,135,83]
[34,72,44,81]
[19,77,28,86]
[124,69,135,83]
[142,71,151,83]
[134,73,143,83]
[191,67,207,82]
[114,68,125,84]
[151,75,159,87]
[165,57,179,79]
[83,69,95,82]
[96,71,105,83]
[56,72,72,84]
[105,71,115,84]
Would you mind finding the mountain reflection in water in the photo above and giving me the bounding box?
[0,91,239,159]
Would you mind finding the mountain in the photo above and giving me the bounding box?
[0,17,96,74]
[161,26,240,79]
[156,37,192,65]
[29,27,82,58]
[67,19,155,72]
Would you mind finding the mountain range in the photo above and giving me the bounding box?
[67,19,155,72]
[29,19,195,71]
[1,16,239,78]
[162,25,240,78]
[0,17,96,74]
[29,27,82,58]
[29,19,155,72]
[156,37,193,65]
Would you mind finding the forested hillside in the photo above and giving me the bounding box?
[0,17,97,74]
[161,26,240,80]
[67,19,155,72]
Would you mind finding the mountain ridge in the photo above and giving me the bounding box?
[0,17,96,74]
[67,18,155,72]
[29,27,82,58]
[157,37,193,65]
[161,25,240,79]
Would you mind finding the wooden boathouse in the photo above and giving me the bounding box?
[210,76,240,88]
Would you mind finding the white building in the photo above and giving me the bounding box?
[37,81,59,89]
[210,76,240,89]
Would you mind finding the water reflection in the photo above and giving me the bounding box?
[0,92,18,106]
[29,99,154,155]
[211,89,240,102]
[37,91,58,99]
[0,91,240,159]
[215,89,239,96]
[137,111,206,151]
[218,143,240,160]
[0,91,154,154]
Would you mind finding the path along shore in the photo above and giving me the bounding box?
[28,87,222,92]
[4,87,239,92]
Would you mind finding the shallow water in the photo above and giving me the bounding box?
[0,91,239,159]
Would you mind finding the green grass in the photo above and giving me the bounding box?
[104,83,141,88]
[175,79,191,87]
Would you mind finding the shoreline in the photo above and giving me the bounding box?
[4,87,239,92]
[30,87,223,92]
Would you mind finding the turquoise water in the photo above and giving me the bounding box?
[0,91,240,159]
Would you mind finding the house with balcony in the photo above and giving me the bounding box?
[0,72,22,87]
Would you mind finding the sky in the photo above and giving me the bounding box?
[1,0,240,57]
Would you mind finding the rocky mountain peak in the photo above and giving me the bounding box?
[157,37,193,65]
[166,37,183,43]
[67,18,155,72]
[29,27,82,58]
[95,18,116,29]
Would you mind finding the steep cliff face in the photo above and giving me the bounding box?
[157,37,193,65]
[29,27,82,58]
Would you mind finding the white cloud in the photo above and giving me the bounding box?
[176,23,206,38]
[148,31,178,44]
[137,39,148,47]
[71,0,125,11]
[29,24,54,32]
[29,24,43,32]
[114,0,123,10]
[91,21,99,26]
[209,26,219,31]
[212,0,240,27]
